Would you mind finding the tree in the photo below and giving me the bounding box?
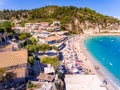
[25,45,38,53]
[0,68,5,76]
[29,37,37,45]
[20,41,26,47]
[38,44,50,54]
[41,56,60,69]
[60,24,66,31]
[51,46,58,51]
[28,83,35,88]
[28,56,34,65]
[18,34,26,40]
[0,21,12,31]
[0,21,14,35]
[18,33,31,40]
[0,28,4,33]
[0,68,5,82]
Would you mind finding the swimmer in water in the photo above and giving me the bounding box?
[109,62,112,66]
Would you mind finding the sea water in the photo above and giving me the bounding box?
[84,35,120,87]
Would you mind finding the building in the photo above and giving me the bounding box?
[37,73,54,82]
[40,22,49,27]
[0,50,28,83]
[50,21,60,31]
[25,23,33,28]
[39,36,64,44]
[32,31,51,41]
[56,31,69,36]
[39,22,49,31]
[12,27,25,33]
[50,31,69,36]
[25,23,33,32]
[44,64,55,74]
[24,21,60,32]
[31,23,41,30]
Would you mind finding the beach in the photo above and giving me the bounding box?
[77,34,120,90]
[62,34,120,90]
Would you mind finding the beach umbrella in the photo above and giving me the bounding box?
[75,72,79,74]
[75,64,78,66]
[59,66,63,70]
[77,67,82,70]
[73,69,78,72]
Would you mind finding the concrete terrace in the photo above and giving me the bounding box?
[65,75,107,90]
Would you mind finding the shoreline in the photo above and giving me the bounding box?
[78,34,120,90]
[92,32,120,36]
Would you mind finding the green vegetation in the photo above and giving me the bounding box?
[41,56,60,69]
[20,37,37,48]
[0,21,11,31]
[0,68,5,82]
[28,83,35,88]
[18,33,31,40]
[24,42,58,54]
[29,37,37,45]
[25,45,38,53]
[38,44,50,53]
[51,46,58,51]
[57,71,63,79]
[0,6,119,33]
[0,21,14,35]
[20,41,26,47]
[0,10,28,20]
[28,56,34,65]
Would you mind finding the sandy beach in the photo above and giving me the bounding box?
[75,34,120,90]
[62,34,120,90]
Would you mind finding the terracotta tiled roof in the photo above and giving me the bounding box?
[57,31,69,35]
[40,22,49,26]
[37,73,54,82]
[0,50,28,68]
[43,36,63,42]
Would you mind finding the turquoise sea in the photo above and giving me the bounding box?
[84,36,120,86]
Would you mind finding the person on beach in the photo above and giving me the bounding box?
[103,79,107,86]
[95,66,99,70]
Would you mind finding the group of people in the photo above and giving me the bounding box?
[61,35,83,74]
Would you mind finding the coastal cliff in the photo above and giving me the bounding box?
[0,6,120,33]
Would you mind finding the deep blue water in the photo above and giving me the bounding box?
[84,36,120,84]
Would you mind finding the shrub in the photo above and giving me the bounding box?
[28,56,34,65]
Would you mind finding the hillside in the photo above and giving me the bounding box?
[0,6,120,33]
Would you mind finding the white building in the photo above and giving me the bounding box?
[25,23,33,28]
